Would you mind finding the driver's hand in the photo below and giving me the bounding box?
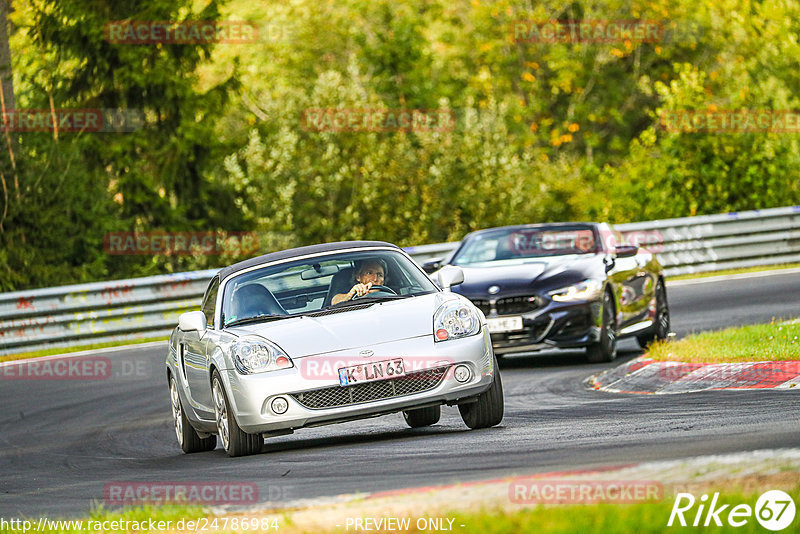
[347,282,373,300]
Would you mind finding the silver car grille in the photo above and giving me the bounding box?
[290,366,449,410]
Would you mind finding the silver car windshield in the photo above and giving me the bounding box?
[222,249,437,326]
[452,225,601,265]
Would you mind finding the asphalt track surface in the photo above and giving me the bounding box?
[1,271,799,518]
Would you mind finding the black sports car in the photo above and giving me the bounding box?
[422,223,670,361]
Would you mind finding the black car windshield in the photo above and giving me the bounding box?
[222,249,437,326]
[452,225,600,265]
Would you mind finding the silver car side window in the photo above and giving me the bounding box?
[201,277,220,328]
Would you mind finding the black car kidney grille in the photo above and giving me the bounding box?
[471,295,545,316]
[496,295,545,315]
[290,366,449,410]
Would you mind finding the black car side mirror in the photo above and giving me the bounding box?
[422,257,443,274]
[614,244,638,258]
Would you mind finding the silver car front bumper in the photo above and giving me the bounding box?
[218,329,494,434]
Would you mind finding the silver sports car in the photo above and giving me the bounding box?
[167,241,503,456]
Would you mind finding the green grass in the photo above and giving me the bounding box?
[667,262,800,281]
[648,320,800,363]
[0,336,168,363]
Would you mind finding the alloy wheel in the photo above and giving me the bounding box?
[655,284,670,338]
[170,378,184,447]
[212,377,230,451]
[602,291,617,354]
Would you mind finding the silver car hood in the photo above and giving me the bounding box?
[227,292,461,358]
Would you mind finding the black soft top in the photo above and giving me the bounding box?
[217,241,401,281]
[462,222,599,240]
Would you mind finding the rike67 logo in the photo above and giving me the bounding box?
[668,490,796,531]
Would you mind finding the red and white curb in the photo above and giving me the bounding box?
[589,356,800,394]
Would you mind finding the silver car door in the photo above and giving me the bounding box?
[183,277,219,416]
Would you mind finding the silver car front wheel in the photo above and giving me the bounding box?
[170,375,216,453]
[459,360,504,429]
[211,376,230,451]
[211,371,262,457]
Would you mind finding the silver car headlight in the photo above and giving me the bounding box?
[232,336,293,374]
[548,279,603,302]
[433,300,481,342]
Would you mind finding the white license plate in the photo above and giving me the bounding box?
[338,358,405,386]
[487,316,523,333]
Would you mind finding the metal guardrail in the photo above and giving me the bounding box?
[0,271,217,355]
[2,205,799,355]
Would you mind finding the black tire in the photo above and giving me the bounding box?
[403,405,441,428]
[170,374,217,453]
[636,280,670,348]
[211,371,262,457]
[459,361,504,429]
[586,289,618,363]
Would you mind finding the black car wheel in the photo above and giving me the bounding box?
[459,360,504,429]
[637,280,670,348]
[211,371,262,457]
[403,405,441,428]
[586,289,618,363]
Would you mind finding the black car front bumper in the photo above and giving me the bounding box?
[480,299,603,355]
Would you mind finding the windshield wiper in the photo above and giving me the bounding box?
[224,314,288,328]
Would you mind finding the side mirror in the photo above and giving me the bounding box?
[422,257,443,274]
[437,265,465,291]
[178,311,207,333]
[614,244,638,258]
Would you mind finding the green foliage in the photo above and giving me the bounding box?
[1,0,247,290]
[3,0,800,289]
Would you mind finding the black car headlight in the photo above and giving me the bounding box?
[433,300,481,342]
[548,279,603,303]
[232,336,293,374]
